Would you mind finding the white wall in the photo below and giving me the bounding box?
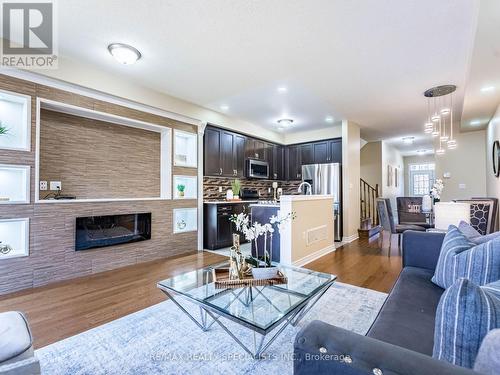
[342,120,360,241]
[283,124,342,144]
[381,141,404,218]
[435,130,487,201]
[360,141,382,192]
[486,104,500,230]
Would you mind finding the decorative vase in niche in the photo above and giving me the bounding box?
[177,219,186,231]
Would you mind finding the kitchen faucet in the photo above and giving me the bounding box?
[297,181,312,195]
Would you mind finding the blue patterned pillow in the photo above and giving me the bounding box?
[431,225,500,289]
[433,278,500,368]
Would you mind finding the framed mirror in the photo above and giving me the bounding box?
[493,140,500,178]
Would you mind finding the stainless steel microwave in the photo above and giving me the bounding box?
[246,159,269,179]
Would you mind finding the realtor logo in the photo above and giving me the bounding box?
[1,0,58,68]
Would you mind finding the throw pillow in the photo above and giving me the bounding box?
[458,220,481,239]
[431,225,500,289]
[433,279,500,368]
[473,329,500,375]
[458,220,500,245]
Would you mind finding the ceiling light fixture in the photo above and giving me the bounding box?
[480,86,495,93]
[220,105,229,111]
[277,86,288,93]
[107,43,142,65]
[423,84,457,153]
[402,137,414,145]
[325,116,334,123]
[277,118,294,128]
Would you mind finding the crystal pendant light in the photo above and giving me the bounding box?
[423,85,457,151]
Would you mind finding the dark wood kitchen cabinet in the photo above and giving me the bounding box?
[204,126,247,177]
[271,144,284,180]
[313,141,329,164]
[329,139,342,163]
[204,203,250,250]
[245,138,266,160]
[286,145,302,180]
[300,143,314,166]
[204,127,222,176]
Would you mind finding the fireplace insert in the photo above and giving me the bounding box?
[75,213,151,251]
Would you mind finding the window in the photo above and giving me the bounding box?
[409,163,435,196]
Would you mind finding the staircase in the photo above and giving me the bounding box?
[358,178,381,239]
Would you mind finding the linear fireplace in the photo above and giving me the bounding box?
[75,213,151,251]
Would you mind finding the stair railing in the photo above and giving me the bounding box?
[360,178,379,226]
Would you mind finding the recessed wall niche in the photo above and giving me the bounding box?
[37,100,172,202]
[0,89,31,151]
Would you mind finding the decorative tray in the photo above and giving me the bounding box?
[212,268,288,289]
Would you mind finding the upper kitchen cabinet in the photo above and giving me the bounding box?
[313,141,329,164]
[329,139,342,163]
[245,138,266,160]
[204,126,246,177]
[300,143,314,166]
[204,127,222,176]
[271,144,284,180]
[286,145,302,180]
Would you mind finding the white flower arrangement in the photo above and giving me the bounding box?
[230,212,295,266]
[430,179,444,200]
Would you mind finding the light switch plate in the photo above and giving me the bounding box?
[50,181,62,191]
[458,183,466,189]
[39,181,48,191]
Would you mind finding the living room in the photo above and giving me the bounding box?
[0,1,499,374]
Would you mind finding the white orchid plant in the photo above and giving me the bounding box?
[230,211,295,267]
[430,179,444,200]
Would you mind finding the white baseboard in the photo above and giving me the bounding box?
[292,244,337,267]
[341,234,359,244]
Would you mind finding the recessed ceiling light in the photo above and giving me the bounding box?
[108,43,142,65]
[402,137,415,145]
[480,86,495,93]
[277,86,287,93]
[220,105,229,111]
[470,120,482,126]
[325,116,334,123]
[277,118,294,128]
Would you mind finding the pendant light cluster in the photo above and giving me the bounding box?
[423,85,457,155]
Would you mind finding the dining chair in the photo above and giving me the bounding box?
[376,198,426,255]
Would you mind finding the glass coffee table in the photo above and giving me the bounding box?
[157,262,336,358]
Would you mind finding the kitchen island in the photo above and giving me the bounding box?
[250,195,335,266]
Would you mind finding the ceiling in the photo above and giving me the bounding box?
[47,0,489,152]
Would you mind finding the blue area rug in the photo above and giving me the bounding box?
[36,282,387,374]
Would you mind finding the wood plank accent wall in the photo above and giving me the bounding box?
[0,74,199,295]
[39,109,161,199]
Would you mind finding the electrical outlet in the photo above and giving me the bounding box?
[50,181,62,191]
[39,181,48,191]
[218,186,223,193]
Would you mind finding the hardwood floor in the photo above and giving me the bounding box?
[0,233,401,349]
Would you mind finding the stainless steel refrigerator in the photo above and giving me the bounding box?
[301,163,342,241]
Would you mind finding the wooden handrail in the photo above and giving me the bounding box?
[360,178,379,226]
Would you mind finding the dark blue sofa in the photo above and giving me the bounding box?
[294,231,478,375]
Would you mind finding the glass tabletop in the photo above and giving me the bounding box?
[157,262,336,332]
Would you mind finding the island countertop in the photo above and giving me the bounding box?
[279,194,333,202]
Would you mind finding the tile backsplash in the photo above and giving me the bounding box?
[203,176,302,200]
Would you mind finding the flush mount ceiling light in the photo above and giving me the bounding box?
[220,105,229,111]
[402,137,415,145]
[277,86,288,93]
[108,43,142,65]
[423,84,458,155]
[277,118,294,128]
[325,116,334,123]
